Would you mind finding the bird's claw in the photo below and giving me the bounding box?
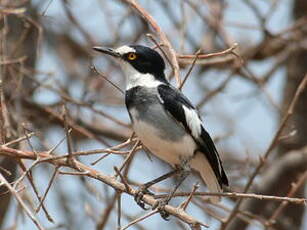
[153,199,170,221]
[134,186,154,210]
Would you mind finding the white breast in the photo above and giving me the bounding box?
[132,118,196,166]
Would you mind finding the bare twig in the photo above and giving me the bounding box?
[115,140,140,176]
[117,192,122,230]
[179,49,201,90]
[179,183,200,211]
[120,210,159,230]
[3,132,35,147]
[265,171,307,229]
[177,43,241,66]
[91,65,124,94]
[35,166,59,213]
[155,191,306,205]
[221,74,307,229]
[0,146,209,228]
[0,173,45,230]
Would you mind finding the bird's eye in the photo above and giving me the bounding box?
[127,53,137,60]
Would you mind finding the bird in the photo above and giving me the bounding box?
[93,44,228,205]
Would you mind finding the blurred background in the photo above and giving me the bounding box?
[0,0,306,229]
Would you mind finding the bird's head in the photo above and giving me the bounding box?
[93,45,168,88]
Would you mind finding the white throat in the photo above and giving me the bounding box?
[119,61,163,90]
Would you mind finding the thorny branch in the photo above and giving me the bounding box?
[1,1,307,230]
[0,144,306,229]
[221,75,307,229]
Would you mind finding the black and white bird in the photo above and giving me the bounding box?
[93,45,228,203]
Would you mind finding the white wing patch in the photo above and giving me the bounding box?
[157,91,164,104]
[183,105,202,138]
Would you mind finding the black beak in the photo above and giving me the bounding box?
[93,46,121,58]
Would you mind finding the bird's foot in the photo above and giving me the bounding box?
[134,185,154,210]
[152,198,170,221]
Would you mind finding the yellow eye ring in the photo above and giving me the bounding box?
[127,53,137,60]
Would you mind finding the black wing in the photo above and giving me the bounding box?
[158,84,228,187]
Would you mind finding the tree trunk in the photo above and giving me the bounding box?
[0,2,39,227]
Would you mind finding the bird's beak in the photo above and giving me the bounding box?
[93,46,121,58]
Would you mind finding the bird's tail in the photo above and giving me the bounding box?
[190,152,222,203]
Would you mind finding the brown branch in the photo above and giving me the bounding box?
[179,183,200,211]
[0,56,27,65]
[177,43,240,67]
[177,43,239,60]
[0,79,5,144]
[226,146,307,230]
[265,171,307,229]
[96,192,120,230]
[35,166,59,214]
[0,146,209,228]
[221,74,307,229]
[18,160,54,223]
[121,210,159,230]
[155,191,306,205]
[0,173,45,230]
[179,49,201,90]
[91,65,124,95]
[3,132,35,147]
[115,140,140,176]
